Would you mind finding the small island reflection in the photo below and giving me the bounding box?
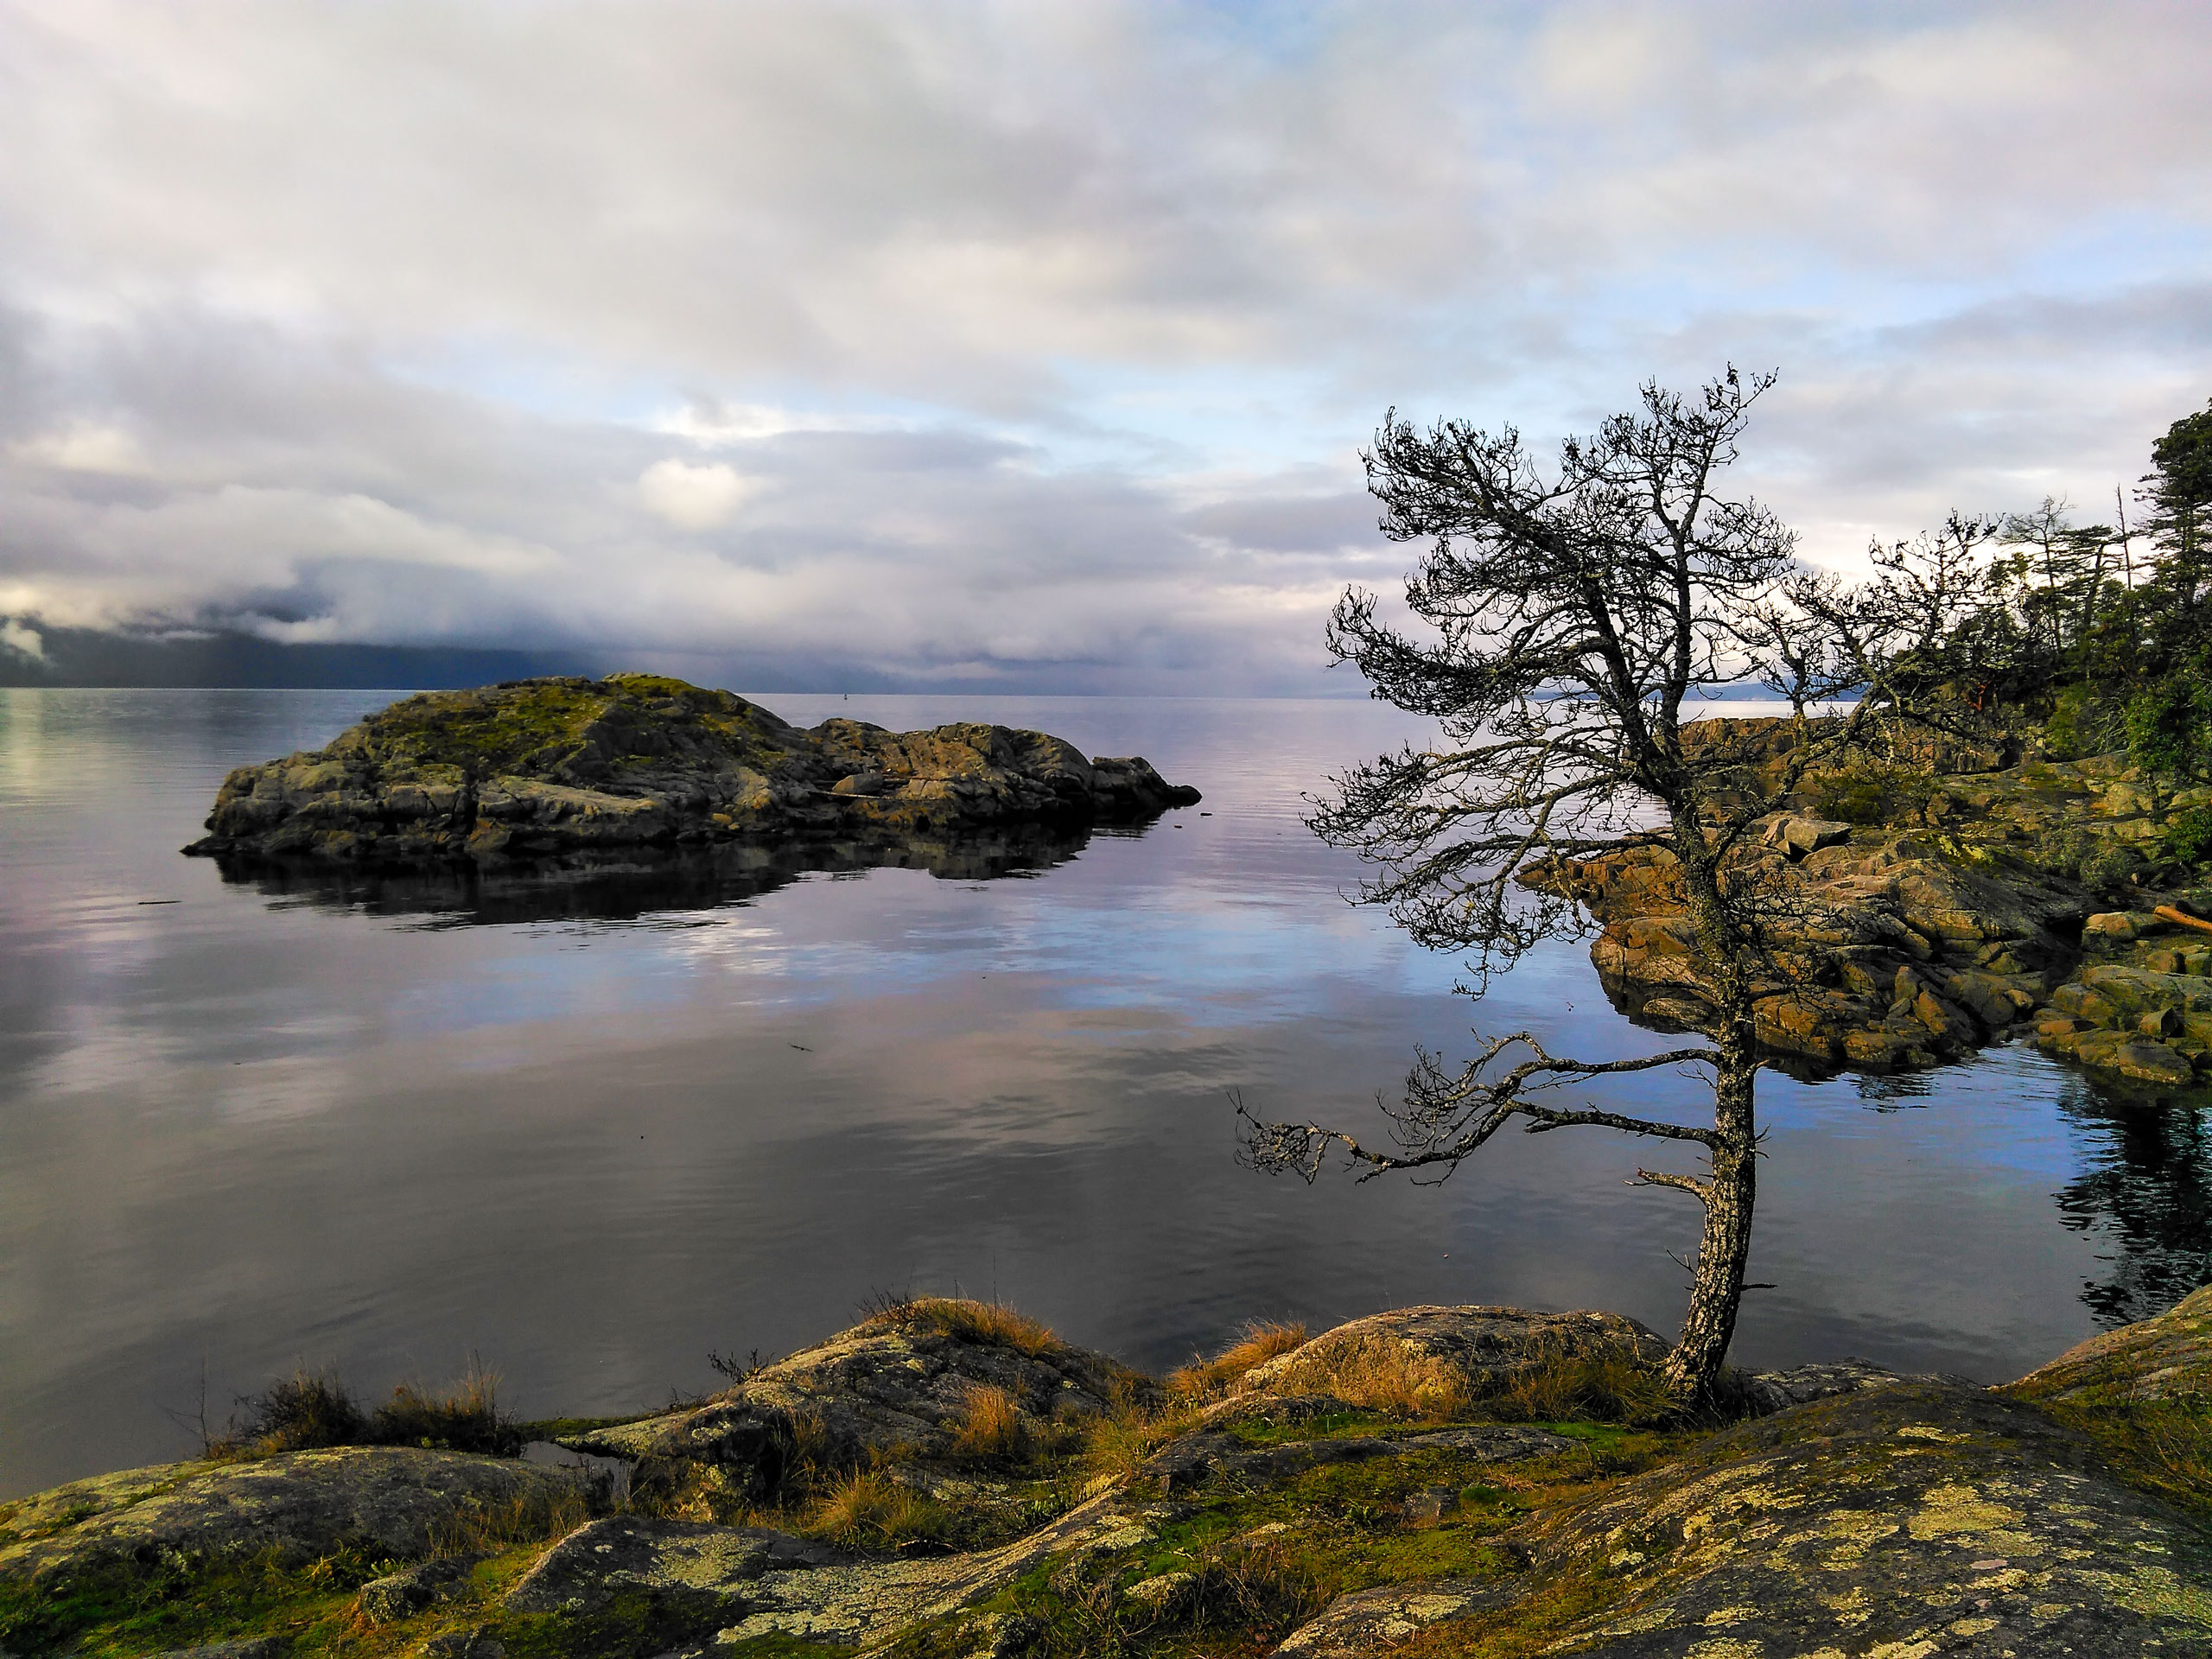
[211,819,1126,928]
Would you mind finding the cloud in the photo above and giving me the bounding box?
[0,619,43,661]
[638,459,756,530]
[0,3,2204,690]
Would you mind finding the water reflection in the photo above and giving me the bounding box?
[207,822,1109,928]
[2056,1078,2212,1326]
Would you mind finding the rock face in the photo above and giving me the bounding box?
[1505,1380,2212,1657]
[0,1446,583,1582]
[1530,720,2212,1084]
[561,1298,1143,1496]
[15,1293,2212,1658]
[183,675,1200,867]
[2007,1280,2212,1405]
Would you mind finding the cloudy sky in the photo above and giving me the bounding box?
[2,2,2208,693]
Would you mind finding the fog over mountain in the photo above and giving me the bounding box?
[2,3,2208,691]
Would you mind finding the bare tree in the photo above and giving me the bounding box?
[1239,369,1934,1402]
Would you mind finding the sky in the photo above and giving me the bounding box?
[1,1,2209,695]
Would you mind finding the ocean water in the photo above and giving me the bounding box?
[2,687,2204,1497]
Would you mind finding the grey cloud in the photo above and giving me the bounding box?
[0,3,2208,689]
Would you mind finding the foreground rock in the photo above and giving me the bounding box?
[562,1297,1145,1497]
[0,1446,582,1582]
[184,674,1200,868]
[13,1292,2212,1657]
[1499,1380,2212,1656]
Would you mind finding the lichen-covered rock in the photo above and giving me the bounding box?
[1506,1382,2212,1656]
[0,1446,585,1585]
[502,1516,846,1617]
[1271,1577,1518,1656]
[184,675,1199,868]
[1235,1306,1668,1410]
[2007,1281,2212,1406]
[559,1300,1142,1490]
[356,1554,480,1623]
[1135,1424,1571,1497]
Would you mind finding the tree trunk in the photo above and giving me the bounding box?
[1660,802,1762,1403]
[1660,1013,1758,1402]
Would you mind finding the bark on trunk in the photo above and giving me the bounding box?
[1658,801,1762,1403]
[1660,1017,1758,1402]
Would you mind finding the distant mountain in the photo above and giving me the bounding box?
[0,626,586,690]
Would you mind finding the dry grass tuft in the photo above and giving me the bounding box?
[1168,1321,1309,1399]
[374,1357,523,1455]
[803,1470,950,1551]
[1264,1334,1472,1421]
[427,1483,594,1558]
[1481,1342,1675,1428]
[861,1295,1061,1357]
[950,1385,1028,1462]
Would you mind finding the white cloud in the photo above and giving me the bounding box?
[637,459,757,530]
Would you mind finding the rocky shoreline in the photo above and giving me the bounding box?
[7,1289,2211,1657]
[1530,717,2212,1091]
[183,676,1201,868]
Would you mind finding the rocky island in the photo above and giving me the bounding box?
[7,1287,2211,1657]
[183,675,1201,868]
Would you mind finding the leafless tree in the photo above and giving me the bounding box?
[1239,369,1950,1402]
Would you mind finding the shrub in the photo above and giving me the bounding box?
[2167,807,2212,869]
[209,1370,369,1459]
[1806,762,1936,828]
[372,1359,523,1456]
[207,1360,522,1460]
[1167,1321,1308,1399]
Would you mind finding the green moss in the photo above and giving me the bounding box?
[0,1545,379,1657]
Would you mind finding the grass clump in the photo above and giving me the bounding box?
[1260,1334,1472,1421]
[861,1294,1062,1358]
[1167,1320,1308,1400]
[950,1385,1029,1463]
[1478,1342,1678,1429]
[803,1470,954,1553]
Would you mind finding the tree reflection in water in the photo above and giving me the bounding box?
[2052,1077,2212,1327]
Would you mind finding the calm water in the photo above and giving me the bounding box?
[3,689,2207,1498]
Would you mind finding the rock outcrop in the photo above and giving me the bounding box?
[2007,1280,2212,1406]
[1491,1379,2212,1656]
[561,1297,1146,1498]
[0,1446,584,1582]
[1234,1305,1670,1408]
[13,1288,2212,1657]
[1530,721,2212,1086]
[183,675,1200,868]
